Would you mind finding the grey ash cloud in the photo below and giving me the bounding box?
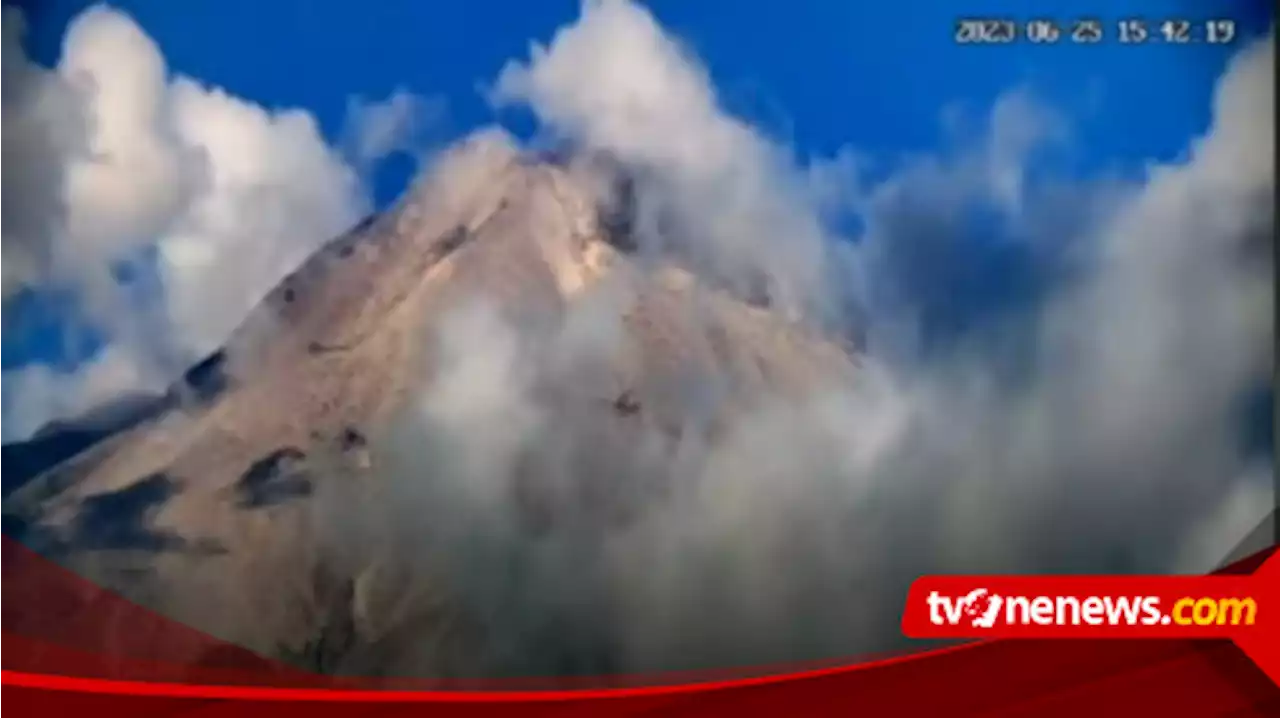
[350,2,1274,674]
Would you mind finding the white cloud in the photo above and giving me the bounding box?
[344,87,444,168]
[58,6,204,263]
[492,0,835,322]
[2,5,367,437]
[159,77,365,355]
[1,7,90,298]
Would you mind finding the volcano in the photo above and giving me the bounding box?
[2,129,861,676]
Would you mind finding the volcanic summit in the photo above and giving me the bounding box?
[3,129,861,675]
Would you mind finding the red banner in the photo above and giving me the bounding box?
[3,535,1278,715]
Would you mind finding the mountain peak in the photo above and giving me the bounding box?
[2,128,859,673]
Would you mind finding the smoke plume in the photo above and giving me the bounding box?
[354,2,1274,674]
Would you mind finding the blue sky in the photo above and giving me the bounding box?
[1,0,1274,433]
[12,0,1273,200]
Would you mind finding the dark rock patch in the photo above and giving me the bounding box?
[599,175,638,252]
[72,473,188,552]
[237,448,312,508]
[339,427,367,453]
[438,225,469,255]
[181,350,230,402]
[612,391,641,417]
